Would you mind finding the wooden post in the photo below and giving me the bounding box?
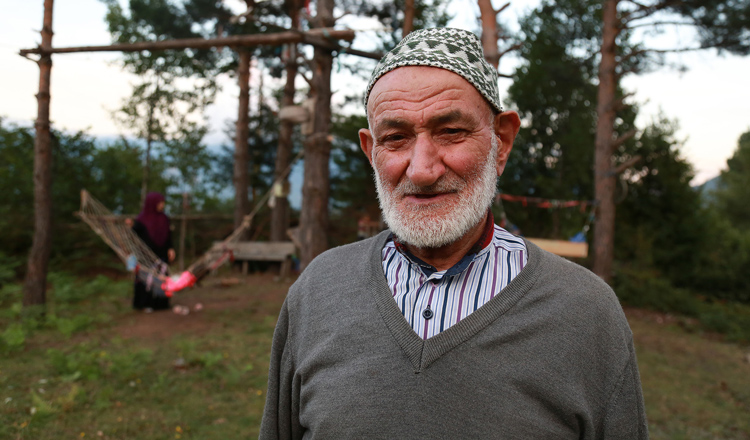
[140,79,159,207]
[179,192,189,270]
[299,0,335,270]
[592,0,621,283]
[23,0,55,310]
[234,49,251,239]
[271,0,301,242]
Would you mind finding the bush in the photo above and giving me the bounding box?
[615,265,750,342]
[1,323,26,353]
[614,266,701,317]
[0,251,21,286]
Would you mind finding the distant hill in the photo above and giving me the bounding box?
[694,175,721,204]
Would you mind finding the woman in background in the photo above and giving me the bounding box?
[131,192,175,311]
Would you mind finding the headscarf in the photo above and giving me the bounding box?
[136,192,170,247]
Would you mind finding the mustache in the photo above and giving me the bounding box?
[394,175,466,196]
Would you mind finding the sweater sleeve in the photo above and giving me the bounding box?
[259,299,302,440]
[600,343,649,439]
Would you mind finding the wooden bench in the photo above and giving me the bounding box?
[210,241,296,277]
[526,238,588,258]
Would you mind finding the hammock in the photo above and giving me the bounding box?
[78,150,304,296]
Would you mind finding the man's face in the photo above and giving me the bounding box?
[359,66,517,249]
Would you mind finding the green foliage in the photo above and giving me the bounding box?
[47,345,105,381]
[0,273,130,353]
[690,199,750,303]
[2,274,750,438]
[714,129,750,229]
[329,113,379,244]
[46,342,155,383]
[101,0,223,76]
[214,99,281,200]
[101,0,224,198]
[0,251,21,287]
[352,0,450,52]
[503,0,600,239]
[1,323,26,353]
[614,266,750,342]
[0,119,169,267]
[508,1,750,312]
[664,0,750,55]
[614,266,701,317]
[616,116,704,282]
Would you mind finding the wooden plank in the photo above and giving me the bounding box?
[20,28,355,55]
[527,238,588,258]
[215,241,296,262]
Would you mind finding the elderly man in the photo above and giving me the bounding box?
[260,28,648,439]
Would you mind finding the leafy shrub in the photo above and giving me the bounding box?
[615,265,750,342]
[614,266,701,317]
[1,323,26,353]
[46,344,104,381]
[699,303,750,342]
[0,283,21,310]
[0,251,21,286]
[53,315,96,339]
[48,272,89,304]
[107,349,153,380]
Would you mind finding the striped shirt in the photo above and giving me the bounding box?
[381,221,528,340]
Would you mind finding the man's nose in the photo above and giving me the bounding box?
[405,135,445,187]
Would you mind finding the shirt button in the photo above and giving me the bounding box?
[422,307,434,320]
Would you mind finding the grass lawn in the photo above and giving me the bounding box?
[1,273,749,439]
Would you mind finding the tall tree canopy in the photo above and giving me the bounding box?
[101,0,226,203]
[715,129,750,229]
[592,0,750,282]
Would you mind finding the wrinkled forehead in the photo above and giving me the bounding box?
[366,66,494,124]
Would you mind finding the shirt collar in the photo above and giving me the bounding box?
[392,210,495,278]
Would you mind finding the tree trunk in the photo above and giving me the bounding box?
[592,0,620,283]
[299,0,334,270]
[141,87,156,207]
[477,0,500,69]
[23,0,55,309]
[234,49,251,238]
[179,192,189,270]
[403,0,415,37]
[271,2,301,242]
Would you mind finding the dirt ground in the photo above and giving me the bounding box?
[105,273,694,343]
[108,272,294,342]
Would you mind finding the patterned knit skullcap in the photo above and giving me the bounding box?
[364,28,503,114]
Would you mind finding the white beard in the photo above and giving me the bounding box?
[374,136,499,249]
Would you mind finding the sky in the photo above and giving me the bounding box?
[1,0,748,185]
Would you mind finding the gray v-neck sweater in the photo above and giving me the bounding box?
[260,231,648,439]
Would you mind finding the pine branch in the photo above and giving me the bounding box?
[627,20,695,30]
[609,129,638,155]
[495,2,510,15]
[621,0,685,25]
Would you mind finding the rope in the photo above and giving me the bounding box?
[77,189,168,282]
[496,192,596,210]
[79,147,305,294]
[186,147,305,280]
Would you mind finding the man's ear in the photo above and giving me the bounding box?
[493,111,521,176]
[359,128,375,166]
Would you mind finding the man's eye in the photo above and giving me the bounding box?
[443,128,466,135]
[381,134,407,144]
